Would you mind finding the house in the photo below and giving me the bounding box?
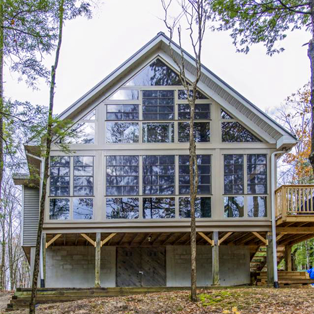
[15,32,312,289]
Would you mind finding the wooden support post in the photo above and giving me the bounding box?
[266,233,274,286]
[212,231,220,286]
[40,234,46,288]
[95,232,101,288]
[285,245,292,271]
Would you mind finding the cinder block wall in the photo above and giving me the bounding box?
[166,245,250,287]
[46,246,116,288]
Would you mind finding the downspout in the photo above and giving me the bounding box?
[26,152,46,288]
[271,149,286,288]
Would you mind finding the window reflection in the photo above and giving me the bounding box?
[224,196,244,218]
[109,89,139,100]
[142,122,174,143]
[73,156,94,196]
[178,122,210,142]
[73,198,93,219]
[178,103,211,120]
[222,122,261,142]
[221,109,233,119]
[49,199,70,220]
[125,58,181,86]
[106,122,139,143]
[50,157,70,196]
[106,198,139,219]
[143,197,175,219]
[247,154,267,194]
[64,122,95,144]
[248,196,267,217]
[106,104,139,120]
[179,197,211,218]
[178,89,208,100]
[224,155,244,194]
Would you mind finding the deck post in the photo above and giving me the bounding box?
[266,233,274,286]
[95,232,101,287]
[40,233,46,288]
[285,245,292,271]
[212,231,220,286]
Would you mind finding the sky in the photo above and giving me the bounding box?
[4,0,310,116]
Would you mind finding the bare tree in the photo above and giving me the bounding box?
[161,0,208,301]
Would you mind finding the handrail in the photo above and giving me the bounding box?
[275,185,314,220]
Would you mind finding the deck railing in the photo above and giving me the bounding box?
[275,185,314,219]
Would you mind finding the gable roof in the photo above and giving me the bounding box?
[58,32,297,149]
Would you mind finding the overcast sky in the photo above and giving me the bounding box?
[4,0,310,116]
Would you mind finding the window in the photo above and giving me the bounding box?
[224,155,244,194]
[106,198,139,219]
[49,199,70,220]
[179,155,211,194]
[247,154,267,194]
[178,90,208,100]
[73,156,94,196]
[178,122,210,142]
[50,156,70,196]
[106,156,139,196]
[221,109,233,119]
[222,122,261,142]
[142,122,174,143]
[73,198,93,219]
[248,196,267,217]
[143,197,175,219]
[106,104,139,120]
[143,155,175,195]
[179,197,211,218]
[178,103,211,120]
[142,90,174,120]
[106,122,139,143]
[224,196,244,218]
[125,58,181,86]
[109,89,139,100]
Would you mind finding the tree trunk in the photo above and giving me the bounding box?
[308,1,314,170]
[29,1,65,312]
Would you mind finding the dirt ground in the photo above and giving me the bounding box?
[2,287,314,314]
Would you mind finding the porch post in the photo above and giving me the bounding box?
[266,233,274,286]
[95,232,101,287]
[212,231,220,286]
[40,233,46,288]
[285,245,292,271]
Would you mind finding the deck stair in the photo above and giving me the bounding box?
[250,246,285,272]
[256,271,314,286]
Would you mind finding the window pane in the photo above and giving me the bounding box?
[247,154,267,195]
[49,199,70,220]
[222,122,261,142]
[248,196,267,217]
[224,196,244,218]
[143,155,175,195]
[179,197,211,218]
[106,104,139,120]
[73,156,94,196]
[50,157,70,196]
[178,122,210,142]
[106,122,139,143]
[143,90,174,120]
[178,104,211,120]
[178,89,208,99]
[125,58,181,86]
[143,197,175,219]
[106,198,139,219]
[224,155,244,194]
[84,109,96,120]
[221,109,233,119]
[143,123,174,143]
[65,122,95,144]
[179,155,211,195]
[106,156,139,196]
[109,89,139,100]
[73,198,93,219]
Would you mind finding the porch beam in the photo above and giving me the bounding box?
[46,234,62,249]
[218,232,233,246]
[252,232,268,245]
[81,233,96,247]
[198,232,213,246]
[101,233,117,247]
[95,232,101,287]
[276,233,286,242]
[276,227,314,234]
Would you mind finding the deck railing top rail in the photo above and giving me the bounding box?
[275,185,314,220]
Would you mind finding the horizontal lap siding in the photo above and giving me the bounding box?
[23,187,39,246]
